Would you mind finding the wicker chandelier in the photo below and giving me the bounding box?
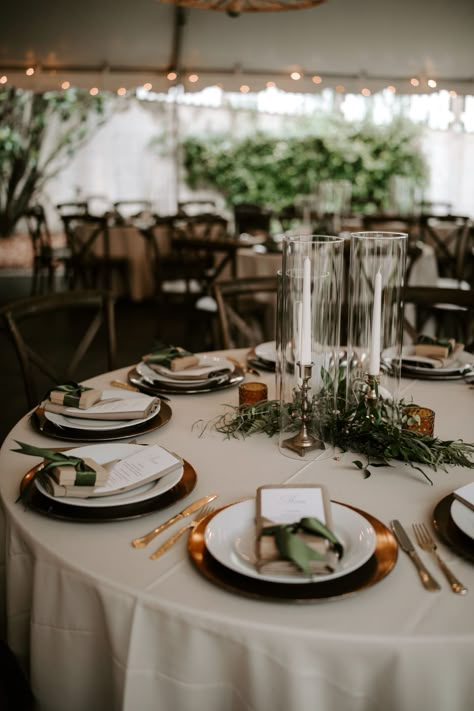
[162,0,327,13]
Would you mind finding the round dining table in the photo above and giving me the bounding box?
[0,350,473,711]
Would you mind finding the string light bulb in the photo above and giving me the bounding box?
[143,82,152,91]
[290,71,301,81]
[188,73,199,83]
[25,67,35,76]
[89,87,99,95]
[61,81,70,90]
[0,75,7,84]
[410,77,420,87]
[312,75,322,84]
[427,79,437,88]
[167,72,177,81]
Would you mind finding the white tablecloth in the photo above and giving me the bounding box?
[0,352,473,711]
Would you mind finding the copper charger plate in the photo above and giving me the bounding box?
[30,401,172,442]
[188,502,398,603]
[433,494,474,563]
[127,366,245,396]
[19,458,196,522]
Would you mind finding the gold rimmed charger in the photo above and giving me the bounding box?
[19,456,197,522]
[30,402,172,442]
[188,501,398,603]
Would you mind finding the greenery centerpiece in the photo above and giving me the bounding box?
[0,86,107,237]
[201,369,474,484]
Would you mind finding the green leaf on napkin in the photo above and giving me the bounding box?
[261,517,344,575]
[143,345,194,368]
[12,440,97,503]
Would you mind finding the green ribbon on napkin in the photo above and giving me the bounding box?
[261,517,344,575]
[48,382,93,408]
[12,441,97,485]
[144,345,194,368]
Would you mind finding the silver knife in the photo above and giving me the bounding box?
[131,494,218,548]
[390,520,441,591]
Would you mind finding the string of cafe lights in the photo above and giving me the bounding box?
[0,64,471,99]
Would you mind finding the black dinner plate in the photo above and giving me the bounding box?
[19,458,197,522]
[432,494,474,563]
[30,402,172,442]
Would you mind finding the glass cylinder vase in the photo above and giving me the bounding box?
[346,231,407,406]
[278,235,344,460]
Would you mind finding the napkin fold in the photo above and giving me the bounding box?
[48,383,102,409]
[143,345,199,372]
[44,395,160,420]
[256,516,343,576]
[412,336,464,368]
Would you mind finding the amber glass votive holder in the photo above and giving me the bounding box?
[239,382,268,407]
[402,405,435,437]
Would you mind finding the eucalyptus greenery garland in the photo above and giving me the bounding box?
[201,379,474,485]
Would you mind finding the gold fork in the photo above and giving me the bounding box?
[149,504,215,560]
[412,523,468,595]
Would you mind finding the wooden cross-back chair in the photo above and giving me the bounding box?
[24,205,71,295]
[213,276,279,349]
[419,214,472,286]
[0,290,116,408]
[402,285,474,347]
[60,212,129,292]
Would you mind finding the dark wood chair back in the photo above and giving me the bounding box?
[0,290,116,408]
[233,203,272,238]
[402,285,474,345]
[25,205,70,294]
[213,276,279,349]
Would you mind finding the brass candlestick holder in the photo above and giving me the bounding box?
[364,373,380,411]
[282,363,325,457]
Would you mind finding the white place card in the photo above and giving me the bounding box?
[93,445,182,497]
[256,484,331,526]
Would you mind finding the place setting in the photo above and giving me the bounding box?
[385,337,474,381]
[247,340,277,372]
[127,344,245,395]
[186,484,398,602]
[433,481,474,563]
[30,382,172,441]
[14,439,197,522]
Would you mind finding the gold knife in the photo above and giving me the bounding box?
[390,519,441,591]
[131,494,218,548]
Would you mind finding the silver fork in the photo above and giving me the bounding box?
[149,504,215,560]
[412,523,468,595]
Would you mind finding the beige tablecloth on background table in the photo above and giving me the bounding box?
[0,351,473,711]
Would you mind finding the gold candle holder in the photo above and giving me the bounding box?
[403,405,435,437]
[239,381,268,407]
[282,363,325,457]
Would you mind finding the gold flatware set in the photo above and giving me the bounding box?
[131,495,217,560]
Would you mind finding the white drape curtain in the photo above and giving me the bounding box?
[42,95,474,232]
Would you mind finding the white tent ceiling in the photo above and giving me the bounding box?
[1,0,474,94]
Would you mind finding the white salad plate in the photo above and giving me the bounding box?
[450,499,474,540]
[44,389,160,431]
[137,355,235,386]
[35,443,183,508]
[204,499,376,584]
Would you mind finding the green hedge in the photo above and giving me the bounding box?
[182,115,428,214]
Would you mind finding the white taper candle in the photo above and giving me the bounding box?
[368,269,382,376]
[301,257,312,366]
